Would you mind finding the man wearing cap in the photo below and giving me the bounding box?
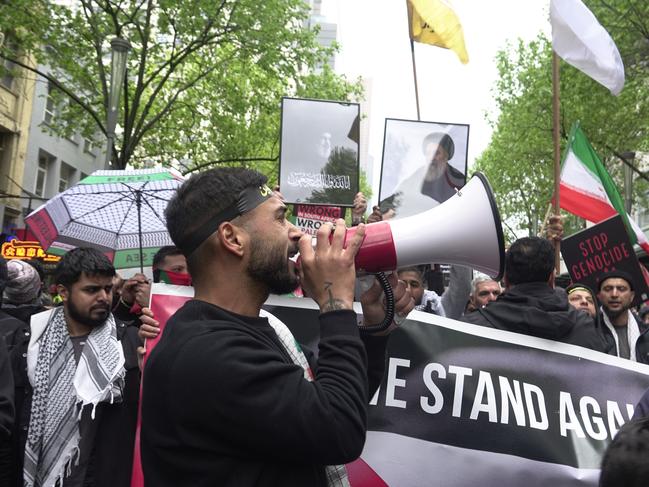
[2,260,47,324]
[566,283,598,319]
[597,270,649,363]
[380,132,465,219]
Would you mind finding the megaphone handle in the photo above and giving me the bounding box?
[358,272,396,334]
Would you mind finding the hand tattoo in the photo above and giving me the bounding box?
[321,281,346,312]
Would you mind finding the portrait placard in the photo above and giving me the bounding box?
[378,118,469,219]
[279,97,360,206]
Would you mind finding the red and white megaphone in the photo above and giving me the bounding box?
[346,172,505,280]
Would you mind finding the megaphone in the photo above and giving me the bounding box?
[346,172,505,280]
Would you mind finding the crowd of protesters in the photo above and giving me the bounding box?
[0,167,648,485]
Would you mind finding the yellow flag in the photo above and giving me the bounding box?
[408,0,469,64]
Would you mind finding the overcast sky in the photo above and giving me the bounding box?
[320,0,551,197]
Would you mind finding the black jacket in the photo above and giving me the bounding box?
[600,311,649,364]
[0,337,13,487]
[463,282,612,353]
[1,309,141,487]
[0,308,31,487]
[141,300,388,487]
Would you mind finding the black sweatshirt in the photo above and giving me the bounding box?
[141,300,387,487]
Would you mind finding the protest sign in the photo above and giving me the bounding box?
[134,285,649,487]
[561,214,649,304]
[378,118,469,219]
[279,97,360,207]
[290,204,344,236]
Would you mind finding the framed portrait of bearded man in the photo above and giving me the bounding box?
[378,118,469,220]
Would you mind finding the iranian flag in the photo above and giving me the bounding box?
[559,122,649,253]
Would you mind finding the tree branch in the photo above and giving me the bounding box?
[0,53,106,135]
[605,144,649,184]
[80,0,109,105]
[125,63,221,158]
[182,156,279,175]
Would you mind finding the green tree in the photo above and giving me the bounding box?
[474,0,649,242]
[0,0,362,174]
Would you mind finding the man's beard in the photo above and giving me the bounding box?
[603,305,627,321]
[67,296,110,328]
[247,239,299,295]
[424,160,445,181]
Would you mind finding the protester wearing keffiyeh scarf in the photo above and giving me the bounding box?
[23,307,125,487]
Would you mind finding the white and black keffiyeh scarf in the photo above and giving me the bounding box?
[23,307,125,487]
[263,310,351,487]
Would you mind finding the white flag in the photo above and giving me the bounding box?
[550,0,624,95]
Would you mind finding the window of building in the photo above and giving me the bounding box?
[35,154,50,197]
[83,137,96,156]
[0,132,8,156]
[0,37,17,91]
[44,83,56,124]
[0,58,15,91]
[59,162,74,192]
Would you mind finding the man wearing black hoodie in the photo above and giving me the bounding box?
[463,237,610,353]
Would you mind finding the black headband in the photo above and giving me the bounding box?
[178,185,274,256]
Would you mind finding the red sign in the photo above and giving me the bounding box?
[0,240,61,262]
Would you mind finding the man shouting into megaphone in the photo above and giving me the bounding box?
[140,167,414,487]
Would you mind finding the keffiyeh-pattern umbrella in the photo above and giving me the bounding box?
[25,168,184,271]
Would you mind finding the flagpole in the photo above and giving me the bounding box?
[410,39,421,121]
[552,51,561,274]
[406,0,421,120]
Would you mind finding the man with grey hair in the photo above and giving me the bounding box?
[468,274,501,312]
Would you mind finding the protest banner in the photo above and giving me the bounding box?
[279,97,360,206]
[561,214,649,304]
[134,284,649,487]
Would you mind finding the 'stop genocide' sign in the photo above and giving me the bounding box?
[561,215,649,305]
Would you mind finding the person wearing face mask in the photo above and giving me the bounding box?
[9,248,140,487]
[114,246,191,323]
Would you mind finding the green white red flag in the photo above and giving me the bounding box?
[559,122,649,254]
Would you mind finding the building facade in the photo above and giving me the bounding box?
[0,43,37,235]
[21,65,104,224]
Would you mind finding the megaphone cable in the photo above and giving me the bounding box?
[358,272,396,334]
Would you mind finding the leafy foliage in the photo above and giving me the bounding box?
[0,0,362,177]
[474,0,649,243]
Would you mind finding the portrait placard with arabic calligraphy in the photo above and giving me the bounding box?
[279,97,360,207]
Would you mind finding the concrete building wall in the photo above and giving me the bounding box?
[22,65,104,220]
